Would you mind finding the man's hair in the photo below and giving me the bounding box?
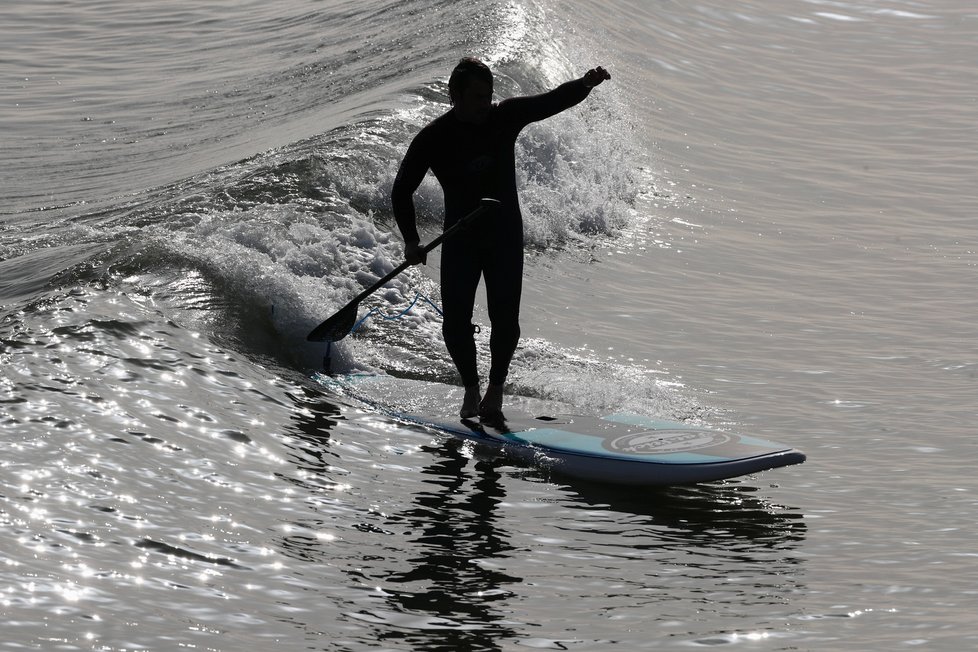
[448,57,493,104]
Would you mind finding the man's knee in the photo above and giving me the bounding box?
[443,317,478,342]
[489,319,520,347]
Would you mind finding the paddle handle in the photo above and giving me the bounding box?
[343,198,500,307]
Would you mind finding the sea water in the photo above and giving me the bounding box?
[1,0,976,649]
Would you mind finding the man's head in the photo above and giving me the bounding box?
[449,57,493,124]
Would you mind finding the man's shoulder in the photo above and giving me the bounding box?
[411,110,451,143]
[424,109,456,131]
[413,110,469,152]
[491,96,539,125]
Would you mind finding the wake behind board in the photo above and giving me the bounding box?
[322,374,806,486]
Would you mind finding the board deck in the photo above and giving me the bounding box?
[321,373,806,486]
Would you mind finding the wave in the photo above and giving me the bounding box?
[2,0,658,413]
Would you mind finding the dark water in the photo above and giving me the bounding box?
[2,0,976,649]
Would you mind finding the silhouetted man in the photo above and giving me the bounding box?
[392,57,611,419]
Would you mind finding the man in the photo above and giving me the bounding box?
[391,57,611,420]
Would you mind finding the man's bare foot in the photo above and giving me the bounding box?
[460,384,482,418]
[479,383,505,421]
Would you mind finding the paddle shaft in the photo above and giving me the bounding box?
[342,199,498,308]
[307,198,499,341]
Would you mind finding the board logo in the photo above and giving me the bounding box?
[604,429,732,455]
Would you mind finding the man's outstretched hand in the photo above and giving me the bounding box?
[583,66,611,89]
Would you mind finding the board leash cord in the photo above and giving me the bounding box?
[322,291,445,373]
[351,291,444,332]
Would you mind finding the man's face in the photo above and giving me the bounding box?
[454,78,493,125]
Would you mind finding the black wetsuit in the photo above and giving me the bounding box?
[391,79,592,387]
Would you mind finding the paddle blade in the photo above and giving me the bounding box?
[306,303,359,342]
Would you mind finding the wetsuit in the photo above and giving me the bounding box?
[391,79,592,387]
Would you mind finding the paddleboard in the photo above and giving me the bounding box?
[321,374,806,486]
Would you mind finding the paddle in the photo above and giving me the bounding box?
[307,198,501,342]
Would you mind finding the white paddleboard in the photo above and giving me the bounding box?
[320,374,806,486]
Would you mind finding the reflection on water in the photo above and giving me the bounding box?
[283,392,807,651]
[368,444,520,650]
[284,401,523,650]
[569,480,807,544]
